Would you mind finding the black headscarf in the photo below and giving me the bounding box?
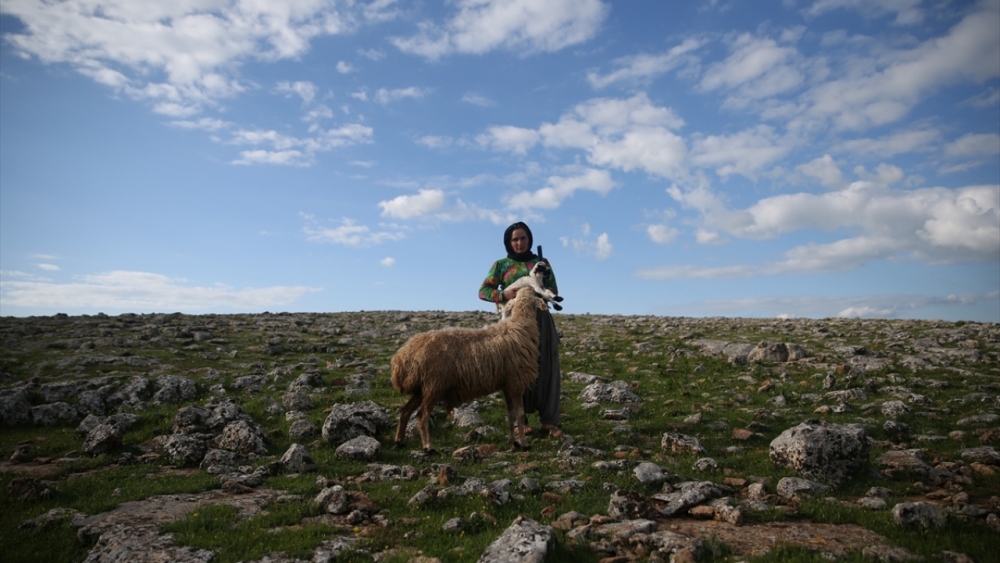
[503,221,537,262]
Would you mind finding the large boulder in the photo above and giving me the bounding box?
[769,419,870,486]
[478,517,554,563]
[321,401,389,446]
[215,420,267,455]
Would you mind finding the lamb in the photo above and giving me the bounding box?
[391,286,547,453]
[497,260,563,319]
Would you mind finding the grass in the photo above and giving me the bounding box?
[1,312,998,562]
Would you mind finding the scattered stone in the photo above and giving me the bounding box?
[478,517,554,563]
[769,419,870,485]
[891,502,947,529]
[335,435,381,461]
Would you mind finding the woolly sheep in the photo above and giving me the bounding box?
[496,260,563,319]
[391,287,546,452]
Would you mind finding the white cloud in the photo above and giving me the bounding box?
[647,224,678,244]
[380,257,395,267]
[391,0,608,60]
[357,48,385,60]
[690,125,789,179]
[0,270,320,312]
[700,32,804,99]
[804,0,925,26]
[477,126,540,155]
[303,217,406,247]
[2,0,360,115]
[944,133,1000,159]
[228,123,374,165]
[374,87,430,104]
[796,154,845,189]
[838,128,940,158]
[37,263,60,272]
[416,135,453,149]
[336,61,355,73]
[461,92,493,106]
[378,189,447,218]
[169,117,232,131]
[505,169,616,210]
[804,3,1000,131]
[587,38,704,89]
[276,81,318,104]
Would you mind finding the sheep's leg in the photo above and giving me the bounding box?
[503,390,530,451]
[418,395,438,454]
[395,393,422,448]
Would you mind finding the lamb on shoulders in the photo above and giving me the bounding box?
[497,260,563,319]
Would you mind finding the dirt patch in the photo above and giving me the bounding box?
[667,518,890,558]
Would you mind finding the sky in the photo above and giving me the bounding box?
[1,0,998,322]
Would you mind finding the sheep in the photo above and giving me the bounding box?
[496,260,563,320]
[391,287,546,453]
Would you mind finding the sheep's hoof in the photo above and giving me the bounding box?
[552,303,563,311]
[393,441,406,450]
[553,295,564,302]
[423,447,439,456]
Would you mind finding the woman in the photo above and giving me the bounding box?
[478,222,564,438]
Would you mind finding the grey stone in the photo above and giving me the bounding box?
[959,446,1000,465]
[876,449,939,479]
[633,462,665,485]
[279,443,316,472]
[578,380,641,404]
[82,422,123,455]
[161,434,208,467]
[0,389,32,426]
[776,477,829,499]
[891,501,946,529]
[769,419,870,485]
[747,342,789,363]
[655,481,727,517]
[288,419,319,441]
[881,400,911,419]
[215,420,267,455]
[692,457,719,472]
[335,435,381,461]
[152,375,197,405]
[608,489,657,520]
[288,372,325,392]
[477,517,554,563]
[316,485,350,514]
[281,391,315,411]
[661,432,707,455]
[321,400,390,446]
[31,402,80,426]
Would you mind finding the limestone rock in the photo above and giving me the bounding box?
[321,401,389,446]
[477,517,554,563]
[769,419,870,485]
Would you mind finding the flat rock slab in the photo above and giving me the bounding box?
[667,518,891,559]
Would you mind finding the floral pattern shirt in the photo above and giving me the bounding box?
[478,257,558,304]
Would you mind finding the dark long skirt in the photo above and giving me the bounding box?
[522,308,561,427]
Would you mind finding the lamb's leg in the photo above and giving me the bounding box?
[395,393,422,448]
[503,390,530,451]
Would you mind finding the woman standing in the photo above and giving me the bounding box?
[478,222,564,438]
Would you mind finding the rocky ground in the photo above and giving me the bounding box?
[1,310,998,563]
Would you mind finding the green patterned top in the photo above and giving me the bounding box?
[478,257,558,304]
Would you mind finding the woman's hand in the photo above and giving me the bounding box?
[502,287,517,301]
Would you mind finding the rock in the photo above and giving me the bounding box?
[31,402,80,426]
[335,435,381,461]
[200,448,238,472]
[279,443,316,472]
[654,481,726,517]
[82,422,124,455]
[316,485,350,514]
[578,380,642,405]
[288,418,319,440]
[769,419,870,485]
[692,457,718,472]
[883,420,911,442]
[633,462,665,486]
[876,449,939,479]
[452,404,487,427]
[862,544,923,562]
[608,489,657,520]
[281,391,315,411]
[661,432,707,455]
[477,516,554,563]
[161,434,208,467]
[0,389,32,426]
[152,375,197,405]
[891,502,946,529]
[321,401,390,446]
[748,342,789,363]
[776,477,829,499]
[8,477,53,500]
[959,446,1000,465]
[215,420,267,455]
[288,372,325,392]
[880,400,911,419]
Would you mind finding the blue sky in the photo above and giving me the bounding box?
[1,0,998,322]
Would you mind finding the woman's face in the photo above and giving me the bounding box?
[510,228,530,254]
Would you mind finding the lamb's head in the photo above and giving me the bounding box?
[510,286,547,319]
[530,260,551,278]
